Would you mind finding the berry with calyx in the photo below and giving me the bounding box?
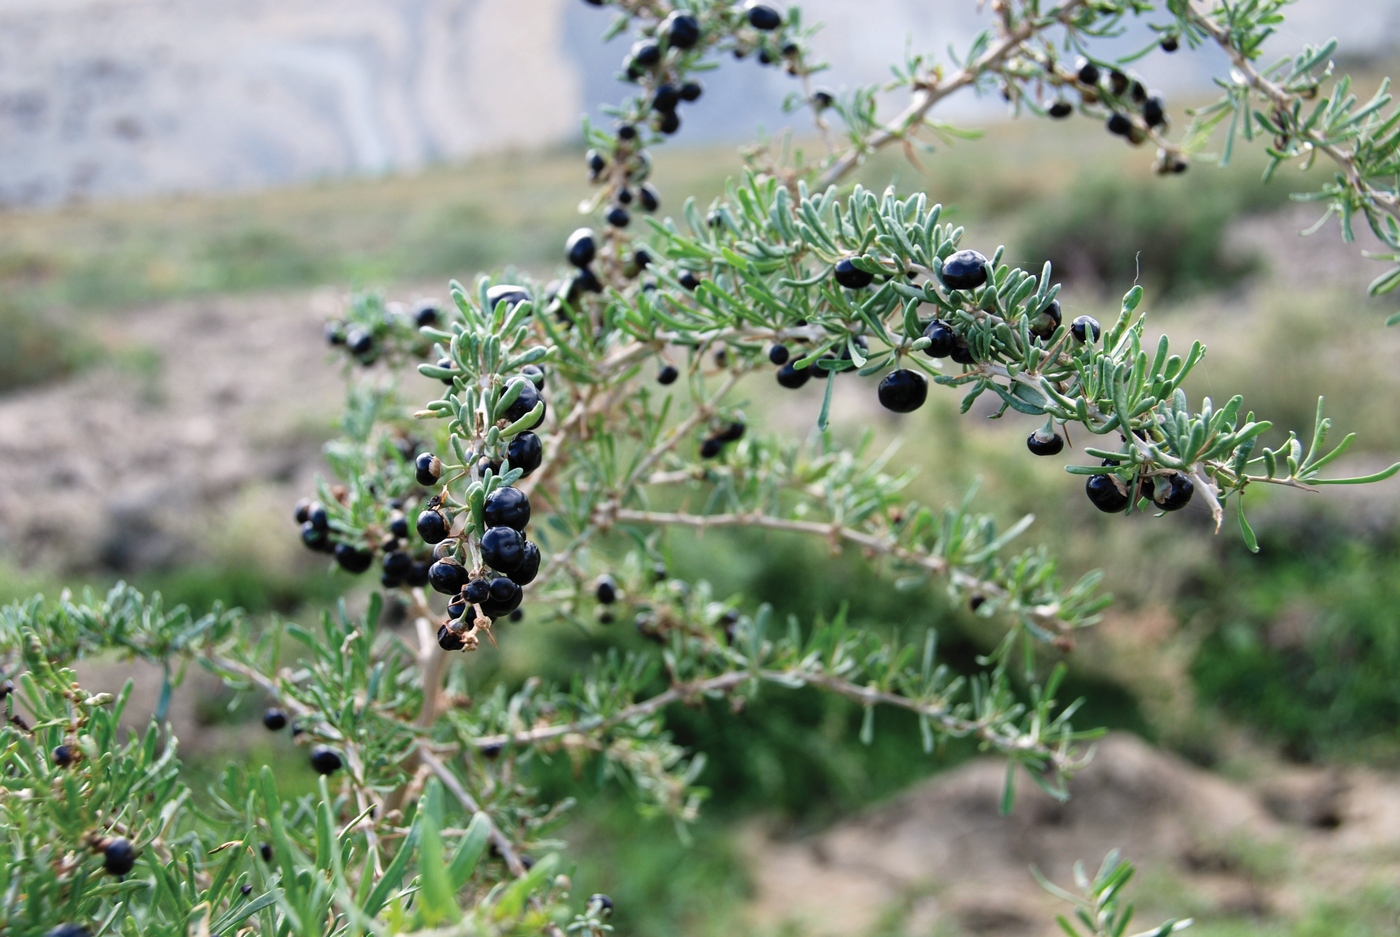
[1030,299,1062,339]
[678,271,700,290]
[877,369,929,413]
[834,258,874,289]
[776,361,812,388]
[503,379,542,423]
[658,364,679,385]
[483,486,531,530]
[1085,473,1131,513]
[639,184,660,212]
[301,521,331,552]
[1151,473,1195,511]
[429,559,468,595]
[506,432,543,476]
[415,452,442,486]
[746,2,782,29]
[652,83,682,113]
[630,40,661,68]
[481,577,524,618]
[1076,58,1100,85]
[769,344,790,365]
[437,625,465,651]
[481,527,526,573]
[1071,315,1101,343]
[52,744,73,767]
[309,746,343,775]
[680,81,703,102]
[1048,100,1073,119]
[413,301,440,327]
[922,321,956,357]
[334,543,375,574]
[294,498,313,524]
[1027,430,1065,456]
[700,437,723,459]
[509,541,541,586]
[812,88,835,108]
[941,249,989,290]
[566,228,597,268]
[716,421,745,442]
[1160,34,1179,52]
[590,894,615,915]
[1143,95,1166,127]
[102,838,136,876]
[345,328,374,358]
[596,575,618,604]
[417,508,450,544]
[464,578,491,606]
[262,708,288,731]
[606,206,631,228]
[486,285,529,311]
[662,11,701,48]
[448,594,468,620]
[586,150,606,175]
[657,110,681,134]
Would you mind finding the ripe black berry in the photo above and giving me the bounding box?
[606,206,631,228]
[52,744,73,767]
[448,594,468,620]
[833,258,874,289]
[586,150,606,175]
[309,746,343,775]
[570,268,603,299]
[259,842,274,862]
[877,369,928,413]
[776,361,812,388]
[481,577,523,618]
[657,110,681,134]
[590,894,615,915]
[941,249,989,291]
[506,432,543,476]
[415,452,442,486]
[437,625,465,651]
[652,84,681,113]
[1076,59,1100,85]
[1143,95,1166,127]
[812,88,835,108]
[1027,431,1065,456]
[1071,315,1101,343]
[46,925,91,937]
[102,838,136,876]
[950,342,976,365]
[346,329,374,357]
[658,364,680,385]
[1106,112,1132,136]
[1030,300,1062,340]
[294,498,313,524]
[503,379,542,423]
[334,543,375,574]
[262,708,288,731]
[383,551,413,581]
[429,559,468,595]
[1085,473,1131,513]
[407,560,431,587]
[1160,34,1179,52]
[307,502,329,531]
[484,486,531,530]
[700,438,723,459]
[662,11,701,48]
[680,81,703,102]
[509,608,524,622]
[769,344,790,365]
[1151,473,1194,511]
[678,271,700,290]
[1109,70,1130,95]
[521,364,546,387]
[487,285,530,311]
[922,321,956,357]
[481,527,526,573]
[436,356,457,386]
[300,521,330,552]
[566,229,597,269]
[388,514,410,541]
[596,575,618,604]
[509,541,541,586]
[716,421,746,442]
[413,302,440,327]
[417,509,450,544]
[746,2,782,29]
[464,578,491,605]
[639,184,660,212]
[630,40,661,67]
[1048,100,1073,119]
[618,123,637,140]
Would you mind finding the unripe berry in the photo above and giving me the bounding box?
[102,838,136,876]
[481,527,526,573]
[483,486,532,530]
[833,258,873,289]
[877,369,928,413]
[506,432,543,476]
[309,746,343,775]
[940,249,989,291]
[263,708,288,731]
[1027,431,1065,456]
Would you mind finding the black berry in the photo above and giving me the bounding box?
[262,708,288,731]
[639,184,660,212]
[1109,69,1130,95]
[1030,300,1062,339]
[680,81,703,102]
[700,438,723,459]
[590,894,615,915]
[1151,473,1194,512]
[716,421,745,443]
[52,744,73,767]
[294,498,313,524]
[630,40,661,68]
[389,512,409,539]
[483,486,531,531]
[1071,316,1101,343]
[487,285,530,311]
[509,541,541,586]
[448,594,468,620]
[509,608,524,622]
[877,369,928,413]
[481,527,526,573]
[606,206,631,228]
[301,522,330,552]
[415,452,442,486]
[678,271,700,290]
[595,575,618,604]
[506,432,543,476]
[566,229,597,268]
[618,123,637,140]
[407,561,432,587]
[1048,100,1073,119]
[429,559,468,595]
[102,838,136,876]
[658,364,680,385]
[662,11,701,48]
[436,356,457,386]
[259,842,273,862]
[437,625,465,652]
[1085,473,1131,513]
[1106,112,1132,136]
[481,577,523,618]
[652,84,681,114]
[1143,95,1166,127]
[746,2,782,30]
[417,509,450,544]
[922,321,956,357]
[833,258,874,290]
[776,361,812,388]
[940,249,989,291]
[307,502,329,531]
[413,302,440,327]
[503,379,542,423]
[950,342,977,365]
[1027,431,1065,456]
[383,551,413,581]
[309,746,343,775]
[570,268,603,299]
[1160,35,1179,52]
[1076,59,1100,85]
[657,110,681,135]
[464,578,491,605]
[812,88,834,108]
[47,925,91,937]
[241,884,253,896]
[346,329,373,357]
[521,364,546,387]
[586,150,606,175]
[769,344,790,365]
[334,543,375,575]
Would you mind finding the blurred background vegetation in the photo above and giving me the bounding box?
[4,82,1400,937]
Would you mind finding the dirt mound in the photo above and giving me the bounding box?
[744,734,1400,936]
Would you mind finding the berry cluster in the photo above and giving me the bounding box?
[1041,56,1185,175]
[325,295,441,366]
[1085,460,1195,515]
[294,492,433,588]
[261,705,346,774]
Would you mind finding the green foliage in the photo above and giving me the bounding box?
[0,299,90,392]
